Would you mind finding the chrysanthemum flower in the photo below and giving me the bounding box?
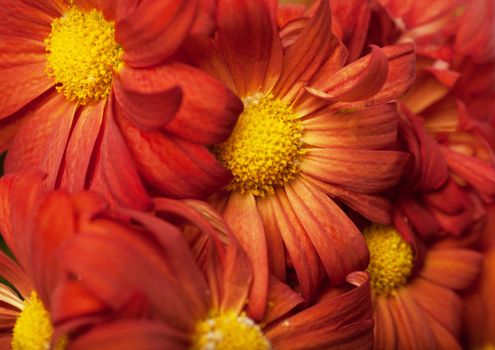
[55,198,374,350]
[0,173,115,350]
[0,0,242,207]
[363,223,482,349]
[185,0,415,314]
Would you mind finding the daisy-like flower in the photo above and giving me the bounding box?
[0,0,242,207]
[186,0,415,315]
[0,173,115,350]
[54,198,374,350]
[364,223,482,349]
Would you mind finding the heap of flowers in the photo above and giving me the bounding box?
[0,0,493,349]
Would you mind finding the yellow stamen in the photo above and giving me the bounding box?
[363,225,414,297]
[216,93,305,197]
[45,7,123,104]
[192,311,271,350]
[12,292,67,350]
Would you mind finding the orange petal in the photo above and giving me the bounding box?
[307,45,388,102]
[217,0,282,96]
[69,320,190,350]
[419,248,482,290]
[300,148,408,193]
[4,93,77,190]
[272,0,332,101]
[302,103,399,150]
[263,276,305,325]
[117,0,198,67]
[266,271,373,350]
[223,192,269,320]
[59,101,105,191]
[285,178,369,285]
[374,296,398,350]
[0,251,31,300]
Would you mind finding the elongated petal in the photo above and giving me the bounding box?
[0,251,31,298]
[264,276,305,325]
[5,93,77,189]
[59,101,105,191]
[300,148,408,193]
[89,97,151,210]
[70,320,190,350]
[302,103,399,150]
[286,178,369,284]
[113,73,182,131]
[273,0,332,101]
[419,248,482,290]
[117,62,242,144]
[374,297,398,350]
[307,46,388,102]
[117,0,198,67]
[267,272,373,350]
[217,0,282,96]
[0,62,53,120]
[223,192,268,320]
[117,113,231,199]
[268,189,324,298]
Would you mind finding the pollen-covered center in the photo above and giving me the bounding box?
[45,7,123,104]
[192,311,271,350]
[12,292,66,350]
[216,93,305,197]
[363,224,414,297]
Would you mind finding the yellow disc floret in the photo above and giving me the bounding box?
[12,292,66,350]
[363,225,414,297]
[45,7,123,104]
[192,311,271,350]
[216,93,305,197]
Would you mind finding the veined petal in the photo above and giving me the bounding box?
[117,0,198,67]
[0,251,31,299]
[285,178,369,285]
[69,320,190,350]
[307,45,388,102]
[4,93,77,189]
[223,192,269,320]
[300,148,408,193]
[59,100,105,191]
[217,0,282,96]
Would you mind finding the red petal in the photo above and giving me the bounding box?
[89,99,151,210]
[263,276,305,325]
[302,103,399,150]
[116,62,242,144]
[300,148,408,193]
[374,297,398,350]
[286,178,369,284]
[5,93,77,189]
[113,71,182,131]
[307,45,388,102]
[0,62,53,120]
[217,0,282,96]
[116,113,231,199]
[59,101,105,191]
[223,192,269,320]
[419,248,482,290]
[69,320,190,350]
[0,251,31,299]
[266,271,373,350]
[272,0,332,101]
[117,0,198,67]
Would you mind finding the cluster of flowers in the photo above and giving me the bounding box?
[0,0,494,349]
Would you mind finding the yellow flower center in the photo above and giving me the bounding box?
[363,225,414,297]
[192,311,271,350]
[216,93,305,197]
[12,292,67,350]
[44,7,123,104]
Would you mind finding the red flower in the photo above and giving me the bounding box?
[54,198,374,350]
[363,223,482,349]
[0,0,242,208]
[184,0,415,316]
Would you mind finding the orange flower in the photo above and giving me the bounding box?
[0,173,111,349]
[363,223,482,349]
[54,198,374,350]
[184,0,415,316]
[0,0,242,207]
